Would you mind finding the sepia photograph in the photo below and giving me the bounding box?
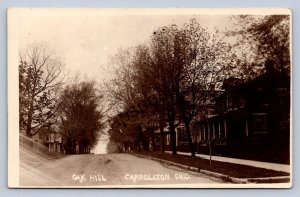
[7,8,292,188]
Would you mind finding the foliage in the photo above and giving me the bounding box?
[149,19,231,156]
[228,15,290,78]
[106,15,291,156]
[59,80,105,154]
[107,19,231,156]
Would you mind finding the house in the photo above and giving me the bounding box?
[195,61,290,164]
[43,130,63,153]
[20,128,63,154]
[20,129,44,153]
[162,91,222,152]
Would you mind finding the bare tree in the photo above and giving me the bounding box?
[105,46,165,152]
[19,43,65,137]
[104,48,138,112]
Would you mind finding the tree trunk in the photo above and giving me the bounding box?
[26,110,33,137]
[170,130,177,155]
[139,129,149,151]
[65,137,71,154]
[159,111,165,153]
[25,75,35,137]
[185,121,196,157]
[151,127,156,151]
[136,130,141,152]
[167,104,177,155]
[169,119,177,155]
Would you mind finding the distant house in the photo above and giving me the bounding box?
[161,91,222,153]
[153,92,222,152]
[20,128,63,154]
[195,61,290,164]
[153,123,183,149]
[43,130,63,153]
[20,129,44,153]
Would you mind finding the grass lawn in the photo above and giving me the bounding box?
[137,151,289,179]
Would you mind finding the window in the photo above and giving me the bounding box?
[50,133,55,142]
[239,96,245,108]
[215,121,227,145]
[166,134,170,145]
[227,95,233,110]
[200,125,206,141]
[215,120,227,139]
[252,113,267,133]
[243,119,249,136]
[178,127,188,145]
[46,133,50,142]
[46,133,55,142]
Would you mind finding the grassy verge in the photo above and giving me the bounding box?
[137,151,289,179]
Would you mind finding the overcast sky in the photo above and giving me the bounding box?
[17,9,237,85]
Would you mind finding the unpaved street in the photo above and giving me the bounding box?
[20,153,224,187]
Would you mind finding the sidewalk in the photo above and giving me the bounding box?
[165,151,290,173]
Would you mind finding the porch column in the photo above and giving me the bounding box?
[212,123,215,140]
[204,125,206,140]
[245,119,249,137]
[218,122,221,138]
[224,120,227,138]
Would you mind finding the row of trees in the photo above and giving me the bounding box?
[107,19,231,156]
[18,15,290,156]
[107,15,290,156]
[19,44,105,154]
[58,80,105,154]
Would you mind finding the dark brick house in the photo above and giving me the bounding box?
[195,62,290,164]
